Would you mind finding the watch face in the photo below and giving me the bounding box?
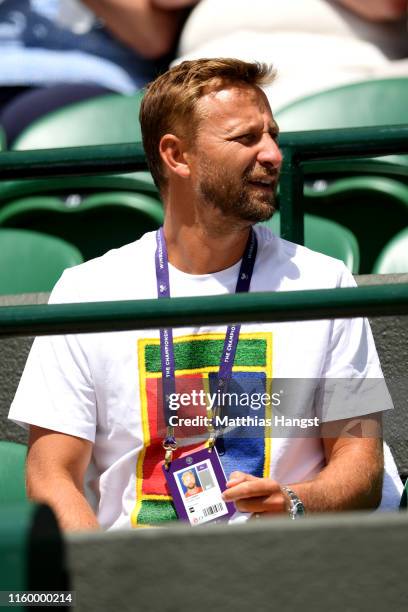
[282,486,305,518]
[293,501,305,517]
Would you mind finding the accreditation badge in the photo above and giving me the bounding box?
[163,447,235,525]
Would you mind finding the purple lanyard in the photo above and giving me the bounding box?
[155,227,258,462]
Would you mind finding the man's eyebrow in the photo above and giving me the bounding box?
[223,121,258,135]
[269,122,280,136]
[225,121,280,137]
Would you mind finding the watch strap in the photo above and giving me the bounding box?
[281,486,306,519]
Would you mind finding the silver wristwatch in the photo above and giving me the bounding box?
[281,486,306,520]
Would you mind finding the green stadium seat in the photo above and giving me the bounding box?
[260,212,360,273]
[0,228,83,294]
[372,227,408,274]
[8,91,157,200]
[0,94,161,271]
[0,172,159,208]
[0,192,164,261]
[277,78,408,129]
[275,79,408,271]
[0,441,27,502]
[276,77,408,182]
[0,501,66,592]
[13,92,144,149]
[303,176,408,273]
[0,126,5,151]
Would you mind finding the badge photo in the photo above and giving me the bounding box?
[163,447,236,526]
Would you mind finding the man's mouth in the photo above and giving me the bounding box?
[247,177,276,190]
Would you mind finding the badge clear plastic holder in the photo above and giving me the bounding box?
[163,447,235,526]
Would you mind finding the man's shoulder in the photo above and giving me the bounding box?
[48,231,157,304]
[255,224,354,290]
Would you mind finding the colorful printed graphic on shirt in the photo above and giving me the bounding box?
[131,332,273,527]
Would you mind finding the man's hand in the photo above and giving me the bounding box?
[336,0,407,22]
[223,414,384,517]
[222,472,287,514]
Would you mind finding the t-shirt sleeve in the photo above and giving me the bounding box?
[8,269,97,442]
[316,263,394,422]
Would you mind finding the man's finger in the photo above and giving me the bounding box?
[235,494,286,514]
[223,477,281,501]
[226,471,258,488]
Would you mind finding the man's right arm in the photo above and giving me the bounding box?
[336,0,407,21]
[27,426,99,532]
[81,0,188,59]
[151,0,199,7]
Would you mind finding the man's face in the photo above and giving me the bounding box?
[190,84,282,224]
[182,471,196,489]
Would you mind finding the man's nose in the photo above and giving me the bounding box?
[257,134,283,169]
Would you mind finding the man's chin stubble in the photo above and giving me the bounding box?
[212,199,276,226]
[231,193,277,223]
[198,178,277,225]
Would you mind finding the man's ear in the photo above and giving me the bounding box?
[159,134,191,180]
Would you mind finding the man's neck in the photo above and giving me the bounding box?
[163,222,251,275]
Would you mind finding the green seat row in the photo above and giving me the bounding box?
[0,192,358,274]
[261,212,360,274]
[0,82,407,276]
[373,227,408,274]
[0,192,164,263]
[276,76,408,182]
[0,228,83,295]
[276,77,408,273]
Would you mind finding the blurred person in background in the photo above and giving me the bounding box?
[0,0,199,146]
[175,0,408,110]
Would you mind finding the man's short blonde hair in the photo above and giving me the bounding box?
[139,58,276,191]
[181,470,195,483]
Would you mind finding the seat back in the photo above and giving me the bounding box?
[7,91,158,206]
[275,79,408,272]
[261,213,360,273]
[276,78,408,131]
[13,92,144,150]
[275,78,408,182]
[0,228,83,294]
[372,227,408,274]
[304,176,408,273]
[0,126,5,151]
[0,441,27,503]
[0,193,163,261]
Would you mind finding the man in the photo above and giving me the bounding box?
[9,58,402,530]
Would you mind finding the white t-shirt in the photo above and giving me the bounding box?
[9,226,402,529]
